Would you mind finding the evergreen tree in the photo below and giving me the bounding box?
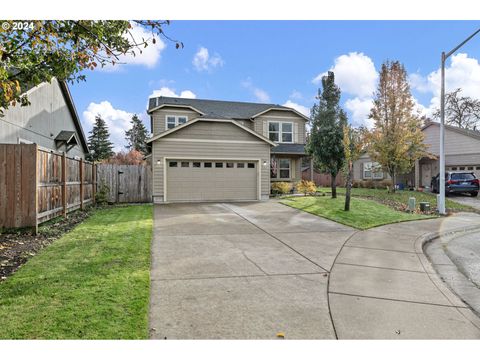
[87,115,114,162]
[307,71,347,198]
[125,114,148,154]
[368,60,428,192]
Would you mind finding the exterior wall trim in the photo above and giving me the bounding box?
[147,117,277,146]
[147,103,205,115]
[251,107,309,121]
[160,138,267,144]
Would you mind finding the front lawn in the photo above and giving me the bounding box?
[316,187,474,212]
[0,205,153,339]
[281,195,436,230]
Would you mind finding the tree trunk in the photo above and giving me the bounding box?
[390,171,396,193]
[331,172,337,199]
[344,161,352,211]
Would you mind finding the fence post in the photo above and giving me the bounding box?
[62,152,67,218]
[92,162,96,205]
[80,158,84,210]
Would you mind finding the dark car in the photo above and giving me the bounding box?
[431,171,479,197]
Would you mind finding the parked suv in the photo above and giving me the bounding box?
[431,171,479,197]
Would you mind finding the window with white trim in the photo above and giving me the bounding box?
[270,158,291,179]
[268,122,293,143]
[166,115,188,129]
[363,162,383,179]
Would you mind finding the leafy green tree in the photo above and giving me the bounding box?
[125,114,148,154]
[307,71,347,198]
[0,20,182,114]
[87,115,114,162]
[343,125,365,211]
[368,60,428,192]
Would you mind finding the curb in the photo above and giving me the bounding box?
[417,224,480,316]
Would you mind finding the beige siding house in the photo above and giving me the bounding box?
[146,97,309,203]
[352,121,480,188]
[0,78,89,158]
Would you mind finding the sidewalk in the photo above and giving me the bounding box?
[328,212,480,339]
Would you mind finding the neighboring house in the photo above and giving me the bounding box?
[146,96,308,203]
[0,78,89,158]
[353,121,480,188]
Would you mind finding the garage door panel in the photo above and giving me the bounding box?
[166,160,258,202]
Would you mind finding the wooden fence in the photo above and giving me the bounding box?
[302,167,345,187]
[96,164,152,203]
[0,144,95,231]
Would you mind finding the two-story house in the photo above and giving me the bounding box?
[146,96,308,203]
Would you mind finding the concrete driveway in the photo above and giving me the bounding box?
[149,201,355,339]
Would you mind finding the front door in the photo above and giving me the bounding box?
[421,163,432,187]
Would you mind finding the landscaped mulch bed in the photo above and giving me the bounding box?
[0,209,91,281]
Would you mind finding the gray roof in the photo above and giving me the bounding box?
[271,144,306,155]
[148,96,295,120]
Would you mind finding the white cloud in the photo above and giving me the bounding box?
[409,53,480,117]
[289,90,303,100]
[148,87,197,99]
[345,97,375,129]
[100,23,166,71]
[192,46,224,72]
[241,78,270,103]
[83,101,142,152]
[313,52,378,99]
[283,100,310,117]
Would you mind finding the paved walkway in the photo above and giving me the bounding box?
[329,212,480,339]
[150,201,480,339]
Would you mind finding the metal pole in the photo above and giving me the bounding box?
[438,52,446,215]
[437,28,480,214]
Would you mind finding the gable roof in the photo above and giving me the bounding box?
[57,80,89,154]
[146,117,277,146]
[147,96,309,121]
[422,120,480,141]
[19,79,89,154]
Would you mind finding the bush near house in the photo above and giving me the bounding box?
[296,180,317,196]
[271,182,293,195]
[352,179,392,190]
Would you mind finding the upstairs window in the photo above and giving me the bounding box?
[166,115,188,130]
[268,121,293,143]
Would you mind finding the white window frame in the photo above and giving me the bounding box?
[268,121,293,144]
[363,162,383,180]
[271,158,291,179]
[165,115,188,130]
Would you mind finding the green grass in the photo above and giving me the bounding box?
[281,195,436,230]
[0,205,153,339]
[315,187,475,212]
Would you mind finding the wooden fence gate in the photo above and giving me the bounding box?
[96,164,152,203]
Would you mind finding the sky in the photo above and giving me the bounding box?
[70,20,480,151]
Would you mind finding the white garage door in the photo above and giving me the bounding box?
[166,160,259,202]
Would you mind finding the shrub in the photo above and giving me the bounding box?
[363,180,374,189]
[95,182,110,205]
[352,180,361,188]
[296,180,317,196]
[271,182,293,195]
[378,179,393,190]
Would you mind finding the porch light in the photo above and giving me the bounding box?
[263,160,267,166]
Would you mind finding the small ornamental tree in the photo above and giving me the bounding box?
[307,71,347,199]
[87,115,114,162]
[368,60,428,192]
[125,114,148,154]
[343,125,365,211]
